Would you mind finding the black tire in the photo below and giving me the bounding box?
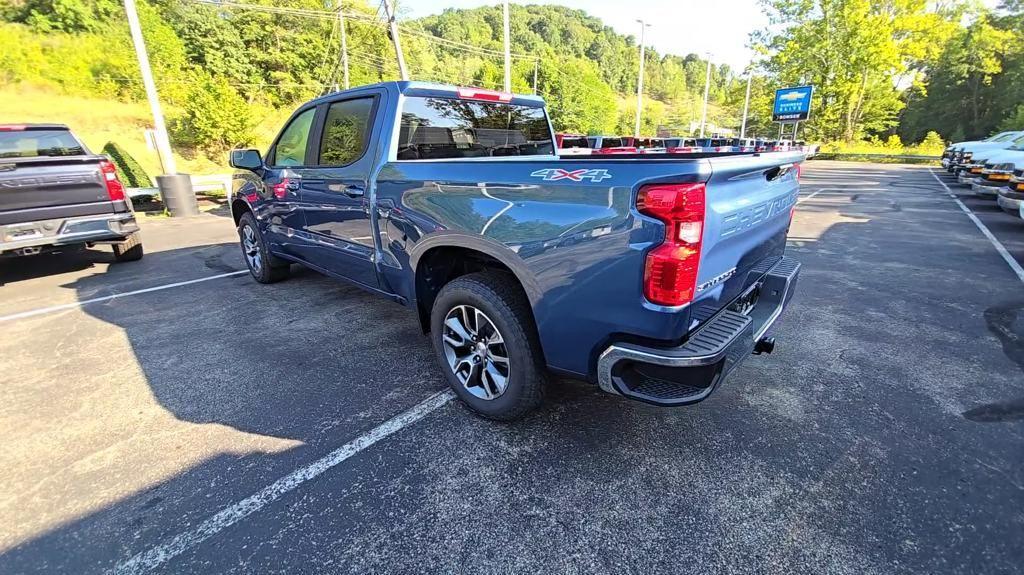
[238,212,290,283]
[112,232,144,262]
[431,271,546,421]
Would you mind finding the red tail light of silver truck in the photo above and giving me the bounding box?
[637,183,706,306]
[99,160,126,201]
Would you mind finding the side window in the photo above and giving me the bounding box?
[318,97,374,166]
[273,108,316,167]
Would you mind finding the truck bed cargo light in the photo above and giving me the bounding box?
[456,88,513,102]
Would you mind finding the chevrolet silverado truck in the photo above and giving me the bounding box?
[228,82,802,420]
[0,124,142,261]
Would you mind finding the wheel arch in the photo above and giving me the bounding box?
[410,233,541,334]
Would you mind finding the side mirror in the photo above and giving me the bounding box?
[230,149,263,171]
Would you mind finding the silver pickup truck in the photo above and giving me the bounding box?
[0,124,143,260]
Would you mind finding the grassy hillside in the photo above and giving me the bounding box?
[0,86,290,176]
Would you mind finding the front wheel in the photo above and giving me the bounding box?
[431,272,546,420]
[238,212,290,283]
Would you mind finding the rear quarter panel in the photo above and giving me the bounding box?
[375,154,800,377]
[376,158,710,376]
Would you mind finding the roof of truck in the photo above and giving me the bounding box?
[0,123,71,131]
[309,81,547,108]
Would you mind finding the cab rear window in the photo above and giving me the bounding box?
[0,130,85,158]
[397,97,554,160]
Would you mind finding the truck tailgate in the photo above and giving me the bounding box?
[0,157,114,224]
[689,152,801,325]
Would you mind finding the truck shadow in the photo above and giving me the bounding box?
[0,245,112,286]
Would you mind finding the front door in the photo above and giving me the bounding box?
[260,106,317,256]
[296,93,381,289]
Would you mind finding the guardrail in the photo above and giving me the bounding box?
[127,173,233,200]
[812,152,941,163]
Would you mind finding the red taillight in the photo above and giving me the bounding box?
[99,160,126,201]
[271,179,290,199]
[795,163,801,181]
[456,87,513,102]
[637,183,706,306]
[0,124,27,131]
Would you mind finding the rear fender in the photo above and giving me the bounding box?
[407,231,542,307]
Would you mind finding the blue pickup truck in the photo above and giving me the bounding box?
[229,82,802,420]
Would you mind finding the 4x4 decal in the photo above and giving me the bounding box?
[530,168,612,182]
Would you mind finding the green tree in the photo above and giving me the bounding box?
[169,74,255,152]
[755,0,960,142]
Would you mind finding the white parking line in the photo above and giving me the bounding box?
[0,270,249,323]
[797,188,832,204]
[111,389,455,575]
[928,168,1024,283]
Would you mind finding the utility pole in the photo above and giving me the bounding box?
[383,0,408,81]
[123,0,196,216]
[532,59,538,95]
[338,3,349,90]
[740,73,752,138]
[124,0,174,176]
[634,20,650,138]
[699,53,712,138]
[502,0,511,93]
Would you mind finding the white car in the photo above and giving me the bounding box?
[947,131,1024,173]
[964,147,1024,197]
[953,132,1024,183]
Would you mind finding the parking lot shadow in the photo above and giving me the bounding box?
[6,184,1024,574]
[0,245,110,286]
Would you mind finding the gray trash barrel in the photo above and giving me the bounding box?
[156,174,199,217]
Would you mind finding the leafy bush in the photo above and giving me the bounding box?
[819,132,946,157]
[101,141,153,188]
[169,74,255,155]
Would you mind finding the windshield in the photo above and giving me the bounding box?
[1007,136,1024,150]
[397,97,554,160]
[0,129,86,159]
[989,132,1017,142]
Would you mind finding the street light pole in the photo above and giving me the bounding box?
[740,73,752,138]
[502,0,511,93]
[699,53,712,138]
[634,20,650,139]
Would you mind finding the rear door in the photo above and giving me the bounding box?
[294,91,382,288]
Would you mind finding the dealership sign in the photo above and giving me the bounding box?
[772,85,814,122]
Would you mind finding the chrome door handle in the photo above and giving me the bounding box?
[343,185,365,198]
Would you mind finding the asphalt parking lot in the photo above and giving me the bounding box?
[1,161,1022,574]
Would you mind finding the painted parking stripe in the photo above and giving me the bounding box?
[0,270,249,323]
[928,168,1024,283]
[110,389,455,574]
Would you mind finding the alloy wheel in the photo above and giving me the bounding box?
[242,224,262,273]
[441,305,511,400]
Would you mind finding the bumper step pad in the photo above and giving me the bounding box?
[597,256,801,406]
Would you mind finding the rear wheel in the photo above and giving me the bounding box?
[238,212,290,283]
[112,232,144,262]
[431,272,546,420]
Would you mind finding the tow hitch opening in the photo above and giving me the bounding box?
[753,337,776,355]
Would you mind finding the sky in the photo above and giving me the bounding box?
[404,0,771,72]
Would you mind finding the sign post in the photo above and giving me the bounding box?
[772,85,813,146]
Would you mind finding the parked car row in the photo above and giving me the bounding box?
[555,134,819,156]
[943,131,1024,221]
